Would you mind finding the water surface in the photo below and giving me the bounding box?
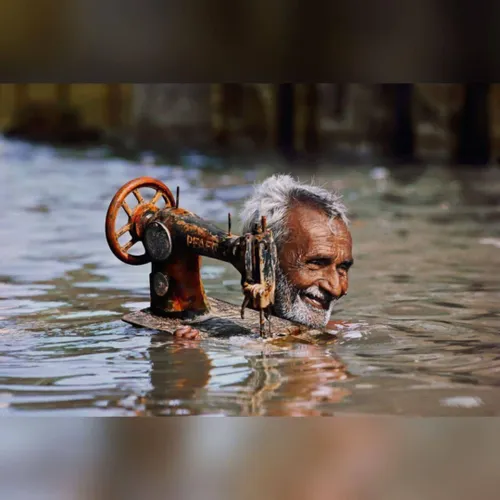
[1,138,499,415]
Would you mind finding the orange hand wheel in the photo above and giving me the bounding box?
[105,177,175,265]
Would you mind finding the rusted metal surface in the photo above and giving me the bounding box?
[105,177,279,337]
[240,215,277,337]
[144,207,238,318]
[146,206,277,335]
[105,177,175,265]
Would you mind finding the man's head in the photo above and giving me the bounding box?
[240,175,353,328]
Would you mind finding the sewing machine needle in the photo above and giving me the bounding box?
[263,307,271,337]
[259,309,264,337]
[240,296,249,319]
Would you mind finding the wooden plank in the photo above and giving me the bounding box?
[123,296,338,345]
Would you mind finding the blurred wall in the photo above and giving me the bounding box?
[2,83,500,161]
[0,84,131,131]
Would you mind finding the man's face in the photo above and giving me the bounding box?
[273,203,353,328]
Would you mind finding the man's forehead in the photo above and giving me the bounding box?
[286,203,344,232]
[284,203,351,250]
[288,201,326,222]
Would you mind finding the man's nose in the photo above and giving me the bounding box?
[320,271,345,299]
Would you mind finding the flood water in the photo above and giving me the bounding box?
[1,137,500,416]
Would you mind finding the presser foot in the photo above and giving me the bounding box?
[240,299,273,339]
[258,307,273,339]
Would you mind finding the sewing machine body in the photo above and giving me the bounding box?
[105,177,287,338]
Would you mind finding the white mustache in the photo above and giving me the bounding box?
[274,266,336,328]
[301,286,335,304]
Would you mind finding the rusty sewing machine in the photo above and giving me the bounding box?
[105,177,280,338]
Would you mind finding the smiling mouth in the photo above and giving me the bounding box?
[301,293,330,310]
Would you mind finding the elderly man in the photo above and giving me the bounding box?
[174,174,353,339]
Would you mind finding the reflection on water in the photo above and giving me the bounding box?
[1,137,500,415]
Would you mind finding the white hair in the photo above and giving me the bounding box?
[239,174,348,247]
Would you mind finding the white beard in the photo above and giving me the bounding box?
[273,266,336,329]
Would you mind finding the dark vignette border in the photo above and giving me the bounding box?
[1,0,500,82]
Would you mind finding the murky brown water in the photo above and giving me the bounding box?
[1,137,500,415]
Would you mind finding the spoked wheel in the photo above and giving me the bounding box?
[105,177,175,265]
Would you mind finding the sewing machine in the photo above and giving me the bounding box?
[105,177,283,338]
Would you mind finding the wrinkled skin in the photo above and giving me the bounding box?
[274,202,353,329]
[174,203,353,339]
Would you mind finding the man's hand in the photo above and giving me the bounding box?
[173,325,201,340]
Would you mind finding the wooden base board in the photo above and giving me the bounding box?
[122,296,336,343]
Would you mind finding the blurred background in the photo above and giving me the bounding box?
[1,0,499,80]
[0,83,497,165]
[1,418,500,500]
